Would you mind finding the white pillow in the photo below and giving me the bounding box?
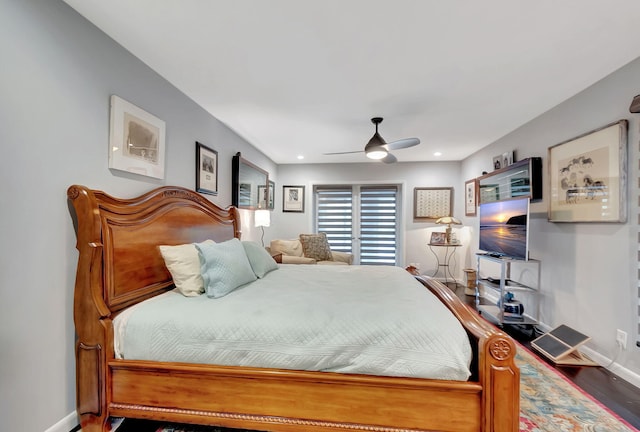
[159,240,214,297]
[196,238,257,298]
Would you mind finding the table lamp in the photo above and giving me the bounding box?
[435,216,461,244]
[254,209,271,247]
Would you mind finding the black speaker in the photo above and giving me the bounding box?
[531,324,597,366]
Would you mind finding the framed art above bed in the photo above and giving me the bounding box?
[108,95,166,179]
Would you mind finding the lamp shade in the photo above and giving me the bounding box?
[435,216,461,226]
[254,209,270,228]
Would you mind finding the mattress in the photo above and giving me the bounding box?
[113,265,472,381]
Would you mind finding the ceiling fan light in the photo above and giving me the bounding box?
[366,149,388,160]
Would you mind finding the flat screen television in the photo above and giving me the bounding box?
[479,197,530,260]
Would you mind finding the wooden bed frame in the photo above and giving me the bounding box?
[68,184,519,432]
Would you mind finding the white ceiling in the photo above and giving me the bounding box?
[64,0,640,164]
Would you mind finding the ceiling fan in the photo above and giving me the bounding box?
[324,117,420,163]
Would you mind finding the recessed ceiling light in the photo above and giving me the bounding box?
[297,155,304,160]
[434,152,442,157]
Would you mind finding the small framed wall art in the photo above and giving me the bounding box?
[195,141,218,195]
[283,185,305,213]
[109,95,166,179]
[464,179,478,216]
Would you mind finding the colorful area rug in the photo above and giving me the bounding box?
[116,346,638,432]
[516,344,637,431]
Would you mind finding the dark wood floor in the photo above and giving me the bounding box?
[116,283,640,431]
[447,282,640,430]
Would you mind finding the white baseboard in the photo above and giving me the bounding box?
[44,411,78,432]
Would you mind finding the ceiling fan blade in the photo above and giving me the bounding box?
[386,137,420,150]
[381,153,397,164]
[323,150,364,155]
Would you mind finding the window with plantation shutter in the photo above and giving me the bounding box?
[359,186,398,265]
[315,186,353,254]
[315,185,399,265]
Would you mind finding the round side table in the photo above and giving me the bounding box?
[428,243,462,286]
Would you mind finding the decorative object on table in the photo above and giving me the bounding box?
[195,142,218,195]
[464,179,478,216]
[109,95,166,179]
[429,231,447,245]
[283,185,305,212]
[413,187,453,221]
[254,209,270,247]
[322,117,420,164]
[548,120,628,223]
[232,152,269,209]
[435,216,462,244]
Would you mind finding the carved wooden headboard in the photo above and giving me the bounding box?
[67,185,241,314]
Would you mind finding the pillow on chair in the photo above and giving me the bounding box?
[270,239,305,257]
[299,233,332,261]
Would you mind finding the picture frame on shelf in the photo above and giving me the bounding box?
[492,156,502,171]
[548,120,628,223]
[195,141,218,195]
[464,179,478,216]
[413,187,453,221]
[109,95,166,179]
[502,151,514,167]
[283,185,305,213]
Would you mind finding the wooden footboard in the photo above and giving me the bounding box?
[68,185,519,432]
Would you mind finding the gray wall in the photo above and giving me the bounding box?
[0,1,273,430]
[461,56,640,379]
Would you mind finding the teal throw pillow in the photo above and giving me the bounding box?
[195,238,257,298]
[242,241,279,278]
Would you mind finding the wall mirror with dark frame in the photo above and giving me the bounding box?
[232,152,269,209]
